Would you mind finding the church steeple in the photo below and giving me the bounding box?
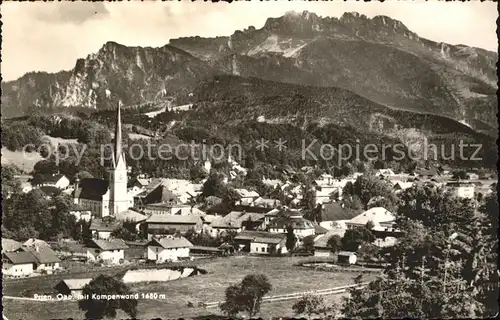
[113,101,123,168]
[109,100,129,216]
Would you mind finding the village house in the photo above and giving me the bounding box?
[313,228,346,258]
[234,231,288,255]
[86,239,129,265]
[134,180,179,209]
[54,278,93,299]
[32,173,70,190]
[143,203,205,216]
[268,210,315,238]
[2,238,23,253]
[210,211,266,237]
[146,235,193,262]
[129,176,150,191]
[2,251,36,277]
[161,179,203,204]
[345,207,396,230]
[235,189,260,205]
[145,214,203,239]
[375,169,395,177]
[318,202,362,230]
[393,181,413,193]
[251,197,281,208]
[445,181,475,199]
[89,217,122,240]
[20,245,61,274]
[114,209,148,231]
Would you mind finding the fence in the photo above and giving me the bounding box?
[203,282,369,309]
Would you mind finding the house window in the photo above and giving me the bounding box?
[266,247,270,253]
[261,247,265,252]
[95,249,101,253]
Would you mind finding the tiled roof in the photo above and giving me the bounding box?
[314,225,328,234]
[146,214,201,224]
[235,231,285,244]
[115,209,148,223]
[321,203,361,221]
[3,251,37,264]
[268,212,315,230]
[32,174,67,185]
[348,207,395,226]
[313,229,346,248]
[149,236,193,249]
[2,238,23,253]
[22,246,61,264]
[338,251,357,256]
[76,178,109,201]
[89,239,129,251]
[60,278,93,290]
[23,238,50,249]
[211,211,265,228]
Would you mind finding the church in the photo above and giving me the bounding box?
[73,101,134,218]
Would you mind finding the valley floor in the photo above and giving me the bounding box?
[3,255,375,319]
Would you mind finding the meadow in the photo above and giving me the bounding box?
[3,255,376,319]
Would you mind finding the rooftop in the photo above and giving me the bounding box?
[59,278,93,290]
[21,245,61,264]
[2,238,23,253]
[347,207,395,226]
[3,251,37,264]
[146,214,201,224]
[88,239,129,251]
[235,231,286,244]
[149,236,193,249]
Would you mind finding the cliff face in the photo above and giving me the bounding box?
[2,11,497,134]
[1,42,217,117]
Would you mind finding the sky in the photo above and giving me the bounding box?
[1,1,497,82]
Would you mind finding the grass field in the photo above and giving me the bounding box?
[1,147,43,173]
[3,255,376,319]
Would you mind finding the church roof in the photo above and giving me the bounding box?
[76,178,109,201]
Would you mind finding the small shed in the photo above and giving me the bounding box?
[337,251,357,265]
[54,278,93,298]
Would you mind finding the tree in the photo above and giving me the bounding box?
[341,185,497,319]
[219,274,272,318]
[341,227,374,252]
[327,235,342,254]
[302,235,316,252]
[286,225,297,252]
[347,174,398,210]
[292,294,329,320]
[78,275,138,319]
[189,165,208,183]
[74,170,94,181]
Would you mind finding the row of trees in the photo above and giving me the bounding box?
[342,186,498,318]
[2,189,83,241]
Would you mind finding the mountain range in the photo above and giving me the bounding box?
[2,11,497,136]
